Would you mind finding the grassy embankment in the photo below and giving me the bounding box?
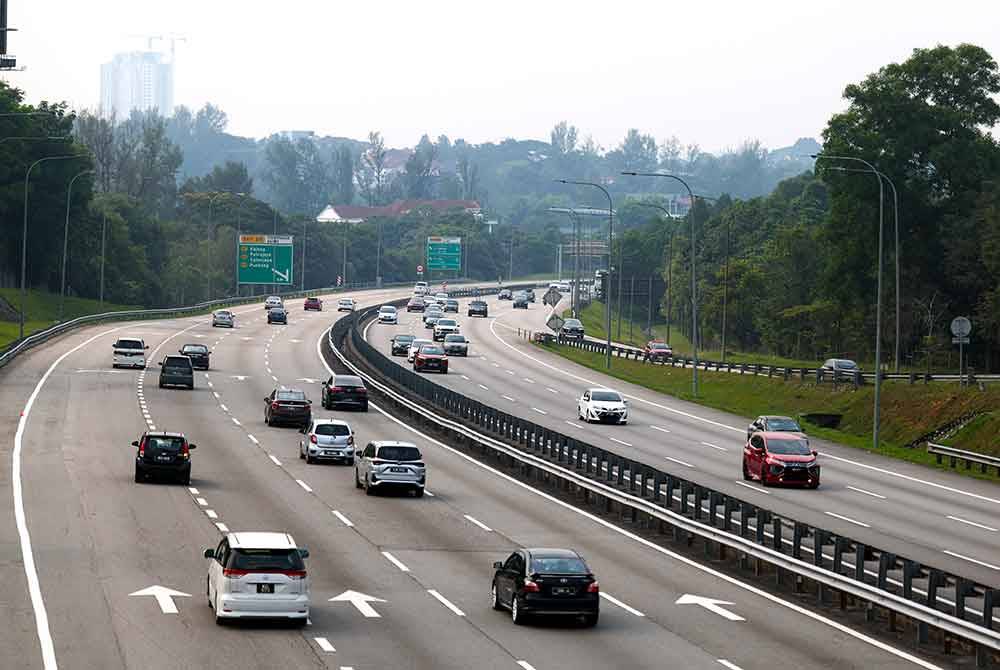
[0,288,139,349]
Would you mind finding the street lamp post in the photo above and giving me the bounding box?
[301,217,308,291]
[20,154,86,340]
[60,169,94,321]
[813,153,886,449]
[635,202,678,345]
[623,172,699,395]
[99,210,107,308]
[556,179,614,370]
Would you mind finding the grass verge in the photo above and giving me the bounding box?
[0,288,139,349]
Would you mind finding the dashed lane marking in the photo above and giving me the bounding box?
[381,551,410,572]
[665,456,693,468]
[427,589,465,616]
[314,637,336,653]
[332,510,354,527]
[296,479,313,493]
[463,514,493,532]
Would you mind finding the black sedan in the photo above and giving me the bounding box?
[513,293,529,309]
[322,374,368,411]
[264,388,312,428]
[491,548,598,626]
[268,307,288,324]
[468,300,489,317]
[179,343,210,370]
[391,334,415,356]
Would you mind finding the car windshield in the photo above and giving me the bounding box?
[394,335,415,343]
[767,438,812,455]
[472,301,485,306]
[145,436,183,451]
[445,335,466,342]
[116,339,143,349]
[591,391,622,402]
[339,299,353,305]
[276,390,306,401]
[564,319,582,327]
[380,306,396,312]
[163,357,191,370]
[271,308,285,314]
[377,445,421,461]
[182,345,208,353]
[420,345,444,355]
[530,556,589,574]
[768,418,802,432]
[228,548,304,571]
[437,319,456,326]
[315,423,350,437]
[216,311,231,317]
[650,343,669,350]
[335,376,364,387]
[836,360,857,369]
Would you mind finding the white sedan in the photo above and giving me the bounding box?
[577,388,628,424]
[337,298,356,312]
[377,305,398,324]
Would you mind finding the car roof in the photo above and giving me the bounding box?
[761,415,796,421]
[228,532,297,550]
[144,430,185,438]
[587,387,618,394]
[311,418,351,427]
[373,440,419,448]
[525,547,581,559]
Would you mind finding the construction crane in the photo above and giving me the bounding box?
[125,33,186,61]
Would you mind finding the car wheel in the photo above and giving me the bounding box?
[809,480,820,490]
[346,457,355,466]
[360,401,368,412]
[760,471,770,487]
[207,577,212,607]
[158,381,164,389]
[322,397,329,410]
[364,475,375,496]
[264,414,270,426]
[413,487,424,498]
[491,582,503,611]
[299,446,305,460]
[742,460,751,481]
[180,474,190,486]
[134,469,142,483]
[355,468,363,489]
[511,596,526,625]
[306,452,315,464]
[582,612,599,627]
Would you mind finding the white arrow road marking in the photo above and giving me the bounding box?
[427,589,465,616]
[297,377,320,383]
[314,637,336,653]
[129,585,191,614]
[599,592,645,616]
[675,594,745,621]
[329,590,386,618]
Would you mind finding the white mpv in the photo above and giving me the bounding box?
[204,532,310,624]
[112,338,148,369]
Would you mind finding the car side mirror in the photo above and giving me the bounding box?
[131,440,139,447]
[188,444,197,450]
[812,450,818,457]
[265,397,271,403]
[307,399,312,404]
[493,561,503,570]
[298,548,310,559]
[203,548,215,559]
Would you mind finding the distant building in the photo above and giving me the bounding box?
[316,200,482,224]
[276,130,315,142]
[100,51,174,118]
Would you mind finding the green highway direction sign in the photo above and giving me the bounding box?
[426,236,461,271]
[238,234,294,285]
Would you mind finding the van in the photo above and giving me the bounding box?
[159,354,195,389]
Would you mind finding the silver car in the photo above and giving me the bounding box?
[212,310,235,328]
[378,305,398,324]
[299,419,354,465]
[443,333,469,356]
[355,441,425,497]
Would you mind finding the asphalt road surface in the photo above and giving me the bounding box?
[0,285,956,669]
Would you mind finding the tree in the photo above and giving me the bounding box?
[550,121,578,155]
[363,131,389,205]
[403,135,438,199]
[180,160,252,195]
[331,145,355,205]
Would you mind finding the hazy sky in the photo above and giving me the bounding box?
[7,1,1000,152]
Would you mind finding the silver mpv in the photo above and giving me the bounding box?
[355,441,425,497]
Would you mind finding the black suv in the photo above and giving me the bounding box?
[491,548,599,626]
[133,431,196,484]
[265,388,312,428]
[498,289,513,300]
[322,374,368,411]
[159,355,195,389]
[268,307,288,324]
[468,300,489,317]
[513,293,529,309]
[560,318,585,340]
[179,343,210,370]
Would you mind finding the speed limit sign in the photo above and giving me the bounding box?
[417,264,424,274]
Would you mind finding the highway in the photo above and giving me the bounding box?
[369,293,1000,591]
[0,286,956,669]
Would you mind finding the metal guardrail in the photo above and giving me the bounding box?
[928,443,1000,476]
[550,334,1000,385]
[329,303,1000,666]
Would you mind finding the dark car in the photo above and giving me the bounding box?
[322,374,368,411]
[525,288,535,303]
[304,297,323,311]
[491,548,599,626]
[513,293,529,309]
[468,300,489,318]
[391,334,416,356]
[560,318,585,340]
[498,289,513,300]
[268,307,288,324]
[132,431,196,485]
[413,344,448,373]
[444,299,459,313]
[158,355,194,389]
[179,343,210,370]
[265,388,312,428]
[407,296,426,312]
[424,314,441,329]
[747,415,805,441]
[643,340,672,362]
[743,432,820,488]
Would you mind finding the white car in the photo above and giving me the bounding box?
[300,419,354,464]
[377,305,398,324]
[112,337,148,368]
[414,285,428,296]
[433,318,459,341]
[337,298,356,312]
[212,310,235,328]
[264,296,283,310]
[355,441,426,497]
[407,338,433,362]
[204,532,310,624]
[434,292,448,303]
[443,333,469,356]
[577,388,628,424]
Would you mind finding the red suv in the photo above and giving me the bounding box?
[413,344,448,374]
[304,297,323,311]
[743,432,820,488]
[644,340,673,362]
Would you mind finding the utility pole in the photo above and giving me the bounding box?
[99,211,107,308]
[629,276,635,342]
[721,214,731,362]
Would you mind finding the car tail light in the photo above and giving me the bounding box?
[138,440,145,458]
[223,568,249,578]
[285,570,307,580]
[523,578,540,592]
[347,435,354,445]
[587,581,600,593]
[357,387,366,394]
[271,402,280,410]
[310,435,317,444]
[329,386,343,393]
[181,442,190,458]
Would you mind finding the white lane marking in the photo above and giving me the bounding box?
[296,479,313,493]
[700,441,728,452]
[207,381,213,388]
[946,515,998,532]
[665,456,694,468]
[524,378,535,384]
[461,375,470,380]
[501,395,516,402]
[205,509,218,519]
[314,637,336,653]
[492,362,500,368]
[824,511,870,528]
[188,487,200,495]
[231,417,241,426]
[943,550,1000,570]
[610,437,633,447]
[516,663,538,670]
[272,375,278,382]
[546,387,559,394]
[269,455,282,466]
[213,392,220,399]
[478,384,489,391]
[219,404,229,412]
[564,420,579,429]
[424,490,435,497]
[215,522,229,533]
[248,435,259,445]
[196,498,208,506]
[735,481,770,495]
[506,370,515,375]
[846,485,886,500]
[381,551,411,572]
[14,325,125,670]
[599,592,645,616]
[427,589,465,616]
[650,425,671,433]
[332,510,354,527]
[463,514,493,532]
[148,424,157,431]
[717,661,744,670]
[321,318,948,670]
[531,407,547,415]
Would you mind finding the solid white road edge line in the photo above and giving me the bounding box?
[269,455,282,466]
[381,551,411,572]
[319,324,946,670]
[599,592,645,616]
[427,589,465,616]
[296,479,313,493]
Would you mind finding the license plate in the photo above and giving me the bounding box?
[390,467,407,473]
[552,586,576,595]
[156,455,172,462]
[324,451,338,456]
[257,583,274,594]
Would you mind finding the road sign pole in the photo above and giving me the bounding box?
[959,340,964,388]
